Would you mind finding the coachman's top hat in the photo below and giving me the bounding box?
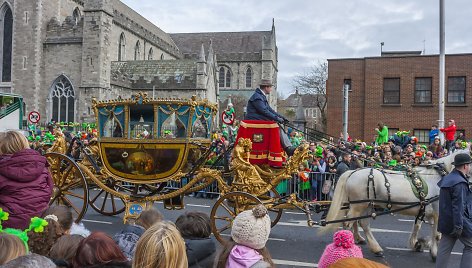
[452,153,472,166]
[259,79,273,87]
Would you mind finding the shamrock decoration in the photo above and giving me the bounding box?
[26,217,48,233]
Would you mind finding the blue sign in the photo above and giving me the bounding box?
[129,204,143,215]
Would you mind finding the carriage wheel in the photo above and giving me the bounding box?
[88,178,126,216]
[210,191,262,244]
[45,152,88,223]
[258,189,283,227]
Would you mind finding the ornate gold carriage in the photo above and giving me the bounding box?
[46,92,315,243]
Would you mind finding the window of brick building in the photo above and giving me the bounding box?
[245,67,252,88]
[383,78,400,104]
[413,129,430,144]
[388,128,399,138]
[415,77,432,103]
[344,79,352,92]
[447,76,466,104]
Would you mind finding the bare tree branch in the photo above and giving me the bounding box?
[292,60,328,131]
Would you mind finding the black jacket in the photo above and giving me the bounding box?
[437,169,472,237]
[185,237,216,268]
[245,88,284,122]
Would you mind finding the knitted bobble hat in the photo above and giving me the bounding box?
[317,230,363,268]
[231,204,271,250]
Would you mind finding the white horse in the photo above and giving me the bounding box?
[322,149,470,260]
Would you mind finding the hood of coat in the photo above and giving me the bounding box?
[0,149,49,182]
[185,237,216,265]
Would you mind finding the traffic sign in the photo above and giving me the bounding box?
[28,111,40,124]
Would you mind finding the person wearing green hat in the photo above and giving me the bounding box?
[310,146,326,201]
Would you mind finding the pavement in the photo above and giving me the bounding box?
[78,193,464,268]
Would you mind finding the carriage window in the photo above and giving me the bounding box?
[103,117,123,138]
[161,112,186,138]
[192,116,208,138]
[129,105,154,139]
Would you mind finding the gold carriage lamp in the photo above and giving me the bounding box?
[123,201,155,224]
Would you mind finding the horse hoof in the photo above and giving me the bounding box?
[356,240,367,245]
[431,255,436,262]
[414,241,423,252]
[374,251,384,257]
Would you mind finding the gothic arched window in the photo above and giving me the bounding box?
[225,70,231,88]
[49,75,75,122]
[1,4,13,82]
[245,67,252,88]
[218,66,232,88]
[148,48,153,60]
[72,7,81,25]
[160,53,164,60]
[118,33,125,61]
[218,67,225,88]
[134,41,141,60]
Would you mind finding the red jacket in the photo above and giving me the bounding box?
[0,149,53,229]
[440,124,457,141]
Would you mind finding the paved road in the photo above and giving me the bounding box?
[78,194,463,268]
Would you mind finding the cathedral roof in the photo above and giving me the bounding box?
[170,31,272,61]
[110,60,197,90]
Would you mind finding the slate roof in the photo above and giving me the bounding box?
[110,60,197,90]
[170,31,272,61]
[279,93,321,107]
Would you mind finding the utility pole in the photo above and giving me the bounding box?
[342,82,350,141]
[438,0,445,143]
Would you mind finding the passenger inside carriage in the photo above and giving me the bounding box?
[245,79,297,156]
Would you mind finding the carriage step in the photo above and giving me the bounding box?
[164,195,185,210]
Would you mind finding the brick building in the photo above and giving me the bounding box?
[326,53,472,143]
[0,0,277,124]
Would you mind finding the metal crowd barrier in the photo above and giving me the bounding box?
[164,171,338,201]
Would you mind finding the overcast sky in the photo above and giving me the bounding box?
[122,0,471,97]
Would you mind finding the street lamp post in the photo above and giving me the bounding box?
[342,82,350,141]
[438,0,445,144]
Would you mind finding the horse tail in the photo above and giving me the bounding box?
[319,170,355,234]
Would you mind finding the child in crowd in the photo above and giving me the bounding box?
[113,208,163,260]
[73,232,130,268]
[215,204,274,268]
[318,230,363,268]
[0,233,27,265]
[175,211,216,268]
[49,234,85,268]
[27,215,64,256]
[133,221,188,268]
[41,205,90,237]
[297,164,311,200]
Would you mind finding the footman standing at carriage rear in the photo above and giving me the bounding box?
[245,79,296,155]
[436,153,472,268]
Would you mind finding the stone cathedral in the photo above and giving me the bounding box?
[0,0,277,124]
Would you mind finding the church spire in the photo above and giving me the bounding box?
[198,43,206,62]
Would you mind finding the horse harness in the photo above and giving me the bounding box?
[322,164,447,226]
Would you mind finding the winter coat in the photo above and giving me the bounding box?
[113,224,145,260]
[437,169,472,237]
[375,126,389,145]
[336,161,350,177]
[0,149,53,229]
[440,124,457,141]
[429,129,439,144]
[245,88,284,122]
[185,237,216,268]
